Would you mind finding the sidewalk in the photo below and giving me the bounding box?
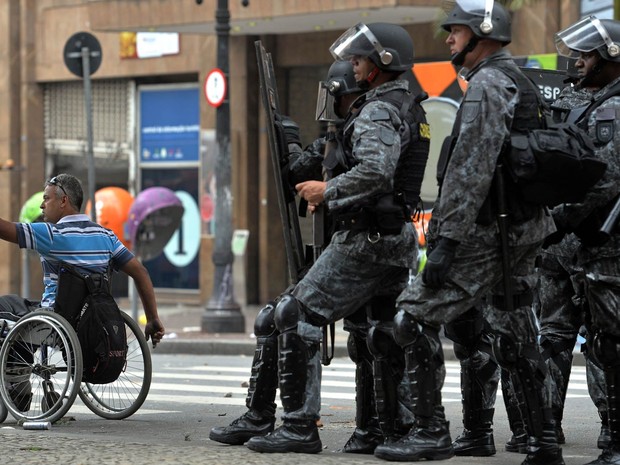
[135,302,586,365]
[147,302,351,357]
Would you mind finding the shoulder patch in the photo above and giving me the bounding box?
[419,123,431,140]
[464,87,484,103]
[595,107,616,145]
[370,109,391,122]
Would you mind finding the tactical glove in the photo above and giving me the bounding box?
[279,115,302,148]
[422,236,458,288]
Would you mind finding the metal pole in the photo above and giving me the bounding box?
[201,0,245,333]
[81,46,97,222]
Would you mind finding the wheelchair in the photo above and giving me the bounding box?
[0,267,152,424]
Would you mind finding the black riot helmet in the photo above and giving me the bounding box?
[329,22,415,73]
[441,0,511,66]
[326,60,361,97]
[555,16,620,63]
[315,61,363,122]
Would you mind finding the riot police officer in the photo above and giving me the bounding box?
[244,22,430,454]
[209,59,415,453]
[374,2,562,464]
[552,16,620,465]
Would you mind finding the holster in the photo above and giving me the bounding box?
[334,195,408,236]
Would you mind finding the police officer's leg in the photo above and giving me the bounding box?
[210,301,279,444]
[367,295,414,444]
[583,326,611,449]
[589,331,620,464]
[537,248,583,445]
[342,307,383,454]
[492,302,563,465]
[501,368,529,453]
[245,294,323,454]
[374,309,454,461]
[445,306,499,456]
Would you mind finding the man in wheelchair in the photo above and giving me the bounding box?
[0,173,165,411]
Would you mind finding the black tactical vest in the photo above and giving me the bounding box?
[439,61,544,225]
[324,88,430,215]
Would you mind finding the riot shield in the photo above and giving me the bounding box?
[255,40,306,284]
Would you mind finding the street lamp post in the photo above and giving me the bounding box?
[201,0,245,333]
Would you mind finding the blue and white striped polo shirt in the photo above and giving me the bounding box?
[16,213,134,307]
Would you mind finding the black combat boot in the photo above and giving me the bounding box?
[453,408,496,456]
[343,424,383,454]
[209,322,278,445]
[245,419,322,454]
[209,409,275,445]
[245,332,323,454]
[374,408,454,461]
[520,422,565,465]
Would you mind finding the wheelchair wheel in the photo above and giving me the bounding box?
[78,312,152,419]
[0,311,83,423]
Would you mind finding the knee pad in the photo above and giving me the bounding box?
[347,332,372,365]
[254,302,277,337]
[592,332,620,369]
[393,309,421,347]
[273,294,302,333]
[493,334,519,366]
[367,325,397,359]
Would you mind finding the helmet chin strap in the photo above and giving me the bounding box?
[357,65,381,90]
[451,36,480,66]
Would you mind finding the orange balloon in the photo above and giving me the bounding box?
[85,187,134,248]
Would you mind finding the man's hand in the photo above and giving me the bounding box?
[145,318,165,348]
[296,181,326,206]
[422,237,458,288]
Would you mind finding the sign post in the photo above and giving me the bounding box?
[201,0,245,333]
[63,32,102,222]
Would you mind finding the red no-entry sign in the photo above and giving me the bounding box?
[204,68,227,107]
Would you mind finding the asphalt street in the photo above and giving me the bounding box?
[0,352,607,465]
[0,303,598,464]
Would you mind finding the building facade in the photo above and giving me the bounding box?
[0,0,580,311]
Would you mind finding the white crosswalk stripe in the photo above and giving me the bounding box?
[147,359,591,408]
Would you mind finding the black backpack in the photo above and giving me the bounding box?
[496,63,607,207]
[55,264,128,384]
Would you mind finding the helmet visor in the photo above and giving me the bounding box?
[315,82,339,122]
[329,23,392,65]
[555,16,613,57]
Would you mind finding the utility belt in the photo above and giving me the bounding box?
[333,208,408,243]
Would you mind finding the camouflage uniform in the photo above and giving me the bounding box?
[383,51,557,460]
[289,130,415,451]
[287,79,419,424]
[242,78,428,457]
[552,76,620,460]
